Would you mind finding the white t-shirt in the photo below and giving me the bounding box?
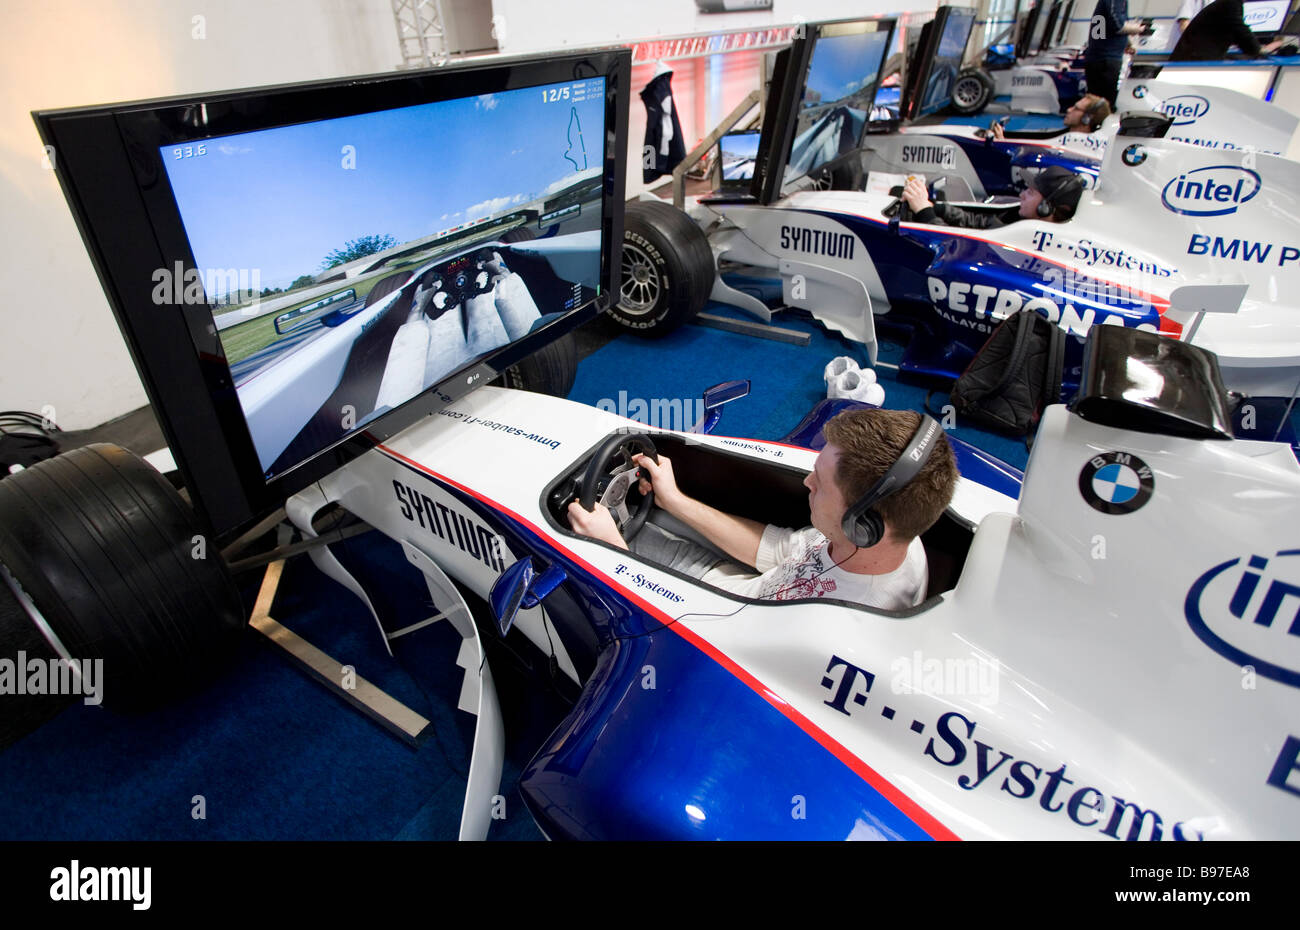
[1177,0,1210,22]
[703,525,929,610]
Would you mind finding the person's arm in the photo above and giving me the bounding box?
[567,500,629,549]
[901,175,941,223]
[632,453,766,567]
[1222,0,1263,54]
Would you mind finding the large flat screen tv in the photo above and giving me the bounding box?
[1055,0,1077,45]
[900,6,978,121]
[1033,0,1063,53]
[1015,2,1043,58]
[35,49,630,542]
[752,17,895,202]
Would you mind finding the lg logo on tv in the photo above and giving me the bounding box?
[1161,166,1261,217]
[1158,94,1209,126]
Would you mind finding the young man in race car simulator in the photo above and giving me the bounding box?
[989,94,1113,140]
[567,409,959,610]
[900,164,1085,229]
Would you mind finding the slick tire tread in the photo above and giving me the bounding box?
[499,226,537,244]
[0,572,71,747]
[495,332,577,397]
[0,444,245,712]
[612,199,714,337]
[364,271,412,308]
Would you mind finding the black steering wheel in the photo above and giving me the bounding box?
[576,432,659,542]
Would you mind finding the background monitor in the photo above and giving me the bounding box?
[901,6,978,121]
[1055,0,1077,45]
[1015,2,1043,58]
[35,49,631,542]
[753,17,895,202]
[1244,0,1292,32]
[1034,0,1062,53]
[717,129,761,187]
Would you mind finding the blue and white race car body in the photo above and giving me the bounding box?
[696,127,1300,402]
[891,80,1298,200]
[284,339,1300,840]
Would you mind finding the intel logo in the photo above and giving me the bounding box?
[1185,550,1300,689]
[1245,6,1275,26]
[1161,166,1261,217]
[1159,94,1209,126]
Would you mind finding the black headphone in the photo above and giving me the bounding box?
[1080,97,1109,129]
[839,413,943,548]
[1035,170,1087,219]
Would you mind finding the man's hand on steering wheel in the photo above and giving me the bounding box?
[566,500,628,550]
[902,176,932,215]
[632,452,683,514]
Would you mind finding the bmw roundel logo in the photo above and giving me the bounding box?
[1132,85,1147,99]
[1121,144,1146,167]
[1079,451,1154,514]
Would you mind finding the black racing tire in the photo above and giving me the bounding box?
[951,68,995,115]
[0,444,246,713]
[0,567,73,748]
[499,225,536,244]
[612,199,713,337]
[495,333,577,398]
[364,270,412,308]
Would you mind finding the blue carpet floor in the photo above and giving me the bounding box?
[572,299,1035,471]
[926,110,1070,131]
[0,533,546,841]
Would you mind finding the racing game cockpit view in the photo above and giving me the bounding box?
[164,79,606,479]
[782,20,895,190]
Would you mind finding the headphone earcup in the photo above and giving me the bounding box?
[843,507,884,548]
[1037,196,1053,218]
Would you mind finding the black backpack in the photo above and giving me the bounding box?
[940,311,1066,436]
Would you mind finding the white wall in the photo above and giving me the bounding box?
[490,0,935,52]
[0,0,413,429]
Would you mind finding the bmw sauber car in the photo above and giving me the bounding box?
[232,228,597,477]
[884,80,1300,203]
[289,326,1299,840]
[701,128,1300,405]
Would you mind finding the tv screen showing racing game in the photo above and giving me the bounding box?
[915,7,977,118]
[783,19,894,186]
[719,129,760,185]
[164,78,606,479]
[35,49,630,539]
